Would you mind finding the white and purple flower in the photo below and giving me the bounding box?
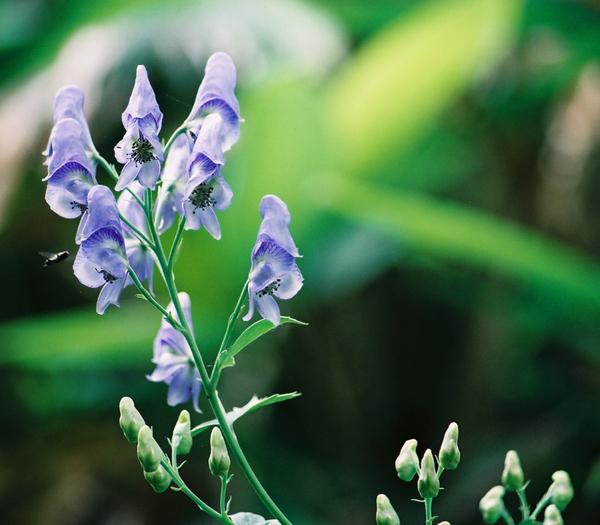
[183,114,233,239]
[114,65,163,191]
[148,292,202,411]
[73,185,128,315]
[243,195,303,326]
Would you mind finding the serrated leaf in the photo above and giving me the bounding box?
[230,512,280,525]
[219,316,307,369]
[191,393,301,437]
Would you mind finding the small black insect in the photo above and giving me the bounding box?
[39,250,70,267]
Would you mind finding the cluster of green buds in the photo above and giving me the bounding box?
[376,422,461,525]
[479,449,573,525]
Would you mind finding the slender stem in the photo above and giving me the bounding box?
[436,465,444,479]
[516,487,530,520]
[501,509,515,525]
[161,459,225,523]
[219,475,232,522]
[119,213,154,247]
[167,217,186,270]
[530,492,552,521]
[143,207,293,524]
[424,498,433,525]
[163,124,188,159]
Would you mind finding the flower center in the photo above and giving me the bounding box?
[70,201,87,212]
[189,182,216,212]
[130,137,155,165]
[257,278,282,298]
[96,268,117,283]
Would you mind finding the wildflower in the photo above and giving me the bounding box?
[395,439,419,481]
[117,182,153,287]
[186,52,241,152]
[376,494,400,525]
[73,186,127,314]
[147,292,202,411]
[49,85,96,152]
[243,195,303,326]
[155,133,193,233]
[43,118,97,240]
[183,113,233,239]
[114,65,163,191]
[502,450,525,491]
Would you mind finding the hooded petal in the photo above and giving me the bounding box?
[249,241,295,291]
[257,195,300,257]
[96,277,126,315]
[73,248,104,288]
[78,185,122,241]
[273,264,303,300]
[45,162,94,219]
[81,227,127,278]
[122,65,163,129]
[44,118,95,176]
[52,85,95,152]
[166,367,195,406]
[186,114,225,190]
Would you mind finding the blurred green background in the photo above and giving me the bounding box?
[1,0,600,523]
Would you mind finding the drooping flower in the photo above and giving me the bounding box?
[243,195,303,325]
[155,133,193,233]
[114,65,163,191]
[43,118,97,242]
[186,52,241,152]
[183,114,233,239]
[117,182,153,288]
[73,185,128,315]
[148,292,201,411]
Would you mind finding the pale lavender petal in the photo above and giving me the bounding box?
[166,367,195,406]
[115,161,141,191]
[136,158,161,188]
[78,185,122,241]
[254,294,281,326]
[45,162,94,219]
[273,264,303,300]
[212,175,233,210]
[257,194,299,257]
[96,277,125,315]
[52,85,95,152]
[81,227,127,278]
[122,65,163,129]
[73,248,104,288]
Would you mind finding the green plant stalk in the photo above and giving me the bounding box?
[167,216,186,270]
[219,475,232,523]
[516,487,530,520]
[424,498,433,525]
[501,510,515,525]
[163,124,188,158]
[137,189,293,524]
[530,492,552,521]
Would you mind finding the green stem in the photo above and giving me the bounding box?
[530,492,552,521]
[142,192,293,525]
[167,217,186,270]
[436,465,444,479]
[501,509,515,525]
[424,498,433,525]
[161,458,225,523]
[119,213,154,247]
[516,487,530,520]
[163,124,188,159]
[219,475,232,523]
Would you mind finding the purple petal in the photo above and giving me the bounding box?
[115,161,141,192]
[44,118,95,176]
[96,277,125,315]
[52,85,95,152]
[257,194,299,257]
[73,248,104,288]
[78,185,122,242]
[117,181,147,234]
[45,162,94,219]
[166,367,195,406]
[212,175,233,210]
[254,294,281,326]
[81,227,127,278]
[274,264,303,300]
[137,158,161,188]
[122,65,163,130]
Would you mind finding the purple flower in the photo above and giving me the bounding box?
[148,292,201,411]
[243,195,303,326]
[117,182,153,288]
[183,114,233,239]
[186,52,241,152]
[48,85,96,153]
[73,186,128,315]
[155,134,193,233]
[43,118,97,242]
[114,65,163,191]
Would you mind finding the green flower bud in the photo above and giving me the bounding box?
[502,450,525,491]
[548,471,573,511]
[479,486,505,524]
[172,410,193,455]
[118,397,145,444]
[376,494,400,525]
[137,425,163,472]
[395,439,419,481]
[209,427,230,477]
[439,422,460,470]
[438,522,451,525]
[418,449,440,499]
[143,464,172,493]
[543,504,563,525]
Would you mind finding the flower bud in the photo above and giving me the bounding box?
[119,397,145,444]
[502,450,525,491]
[376,494,400,525]
[548,471,573,511]
[418,449,440,499]
[395,439,419,481]
[137,425,163,472]
[479,486,505,524]
[172,410,193,455]
[209,427,230,477]
[543,504,563,525]
[438,522,451,525]
[439,422,460,470]
[144,465,172,493]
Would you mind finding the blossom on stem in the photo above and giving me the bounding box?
[114,65,163,191]
[183,114,233,239]
[186,52,241,152]
[73,186,127,314]
[243,195,303,326]
[148,292,201,411]
[43,118,97,242]
[155,133,193,233]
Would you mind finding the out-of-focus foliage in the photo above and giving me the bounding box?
[1,0,600,524]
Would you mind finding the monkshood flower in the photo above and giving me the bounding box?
[148,292,201,411]
[155,133,193,233]
[114,65,163,191]
[183,114,233,239]
[43,118,97,242]
[117,182,153,287]
[186,52,241,152]
[73,185,128,315]
[243,195,303,326]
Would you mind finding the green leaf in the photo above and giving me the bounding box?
[191,393,301,437]
[219,316,307,369]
